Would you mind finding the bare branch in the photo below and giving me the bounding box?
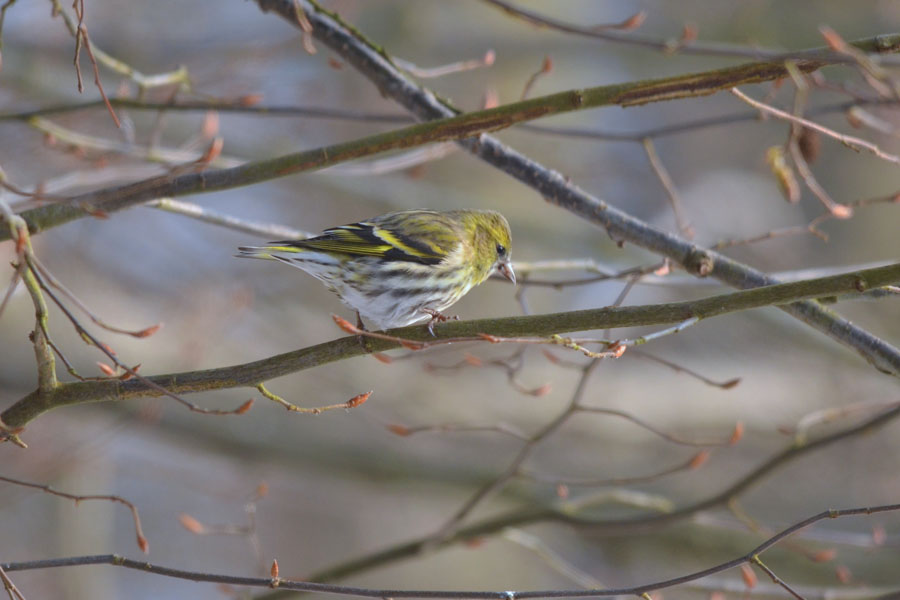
[49,0,191,91]
[149,198,313,239]
[2,503,898,597]
[257,383,371,414]
[519,452,708,488]
[0,564,26,600]
[642,138,694,238]
[393,49,495,78]
[576,405,739,448]
[0,473,147,553]
[0,200,57,396]
[731,87,900,164]
[481,0,900,64]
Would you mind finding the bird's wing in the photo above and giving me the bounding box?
[270,211,461,266]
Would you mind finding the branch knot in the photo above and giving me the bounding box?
[683,248,714,277]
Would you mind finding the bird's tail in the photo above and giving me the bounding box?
[235,245,276,260]
[236,243,313,261]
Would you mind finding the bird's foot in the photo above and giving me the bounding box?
[355,311,372,352]
[421,308,459,337]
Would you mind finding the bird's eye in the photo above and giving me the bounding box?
[496,243,507,257]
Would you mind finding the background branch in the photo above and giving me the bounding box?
[2,503,898,598]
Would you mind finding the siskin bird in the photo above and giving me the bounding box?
[237,209,515,333]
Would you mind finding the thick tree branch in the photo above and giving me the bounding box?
[3,262,898,430]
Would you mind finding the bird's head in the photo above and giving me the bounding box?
[463,210,515,285]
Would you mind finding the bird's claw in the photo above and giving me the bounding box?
[355,311,372,352]
[422,309,458,337]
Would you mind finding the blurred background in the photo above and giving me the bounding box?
[0,1,898,598]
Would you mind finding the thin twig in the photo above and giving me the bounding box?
[27,116,240,167]
[0,198,27,321]
[819,26,900,99]
[712,224,827,250]
[501,261,666,288]
[783,67,853,218]
[77,23,120,127]
[0,473,147,553]
[50,0,191,91]
[576,405,738,448]
[386,422,530,442]
[0,0,18,50]
[631,350,741,389]
[481,0,900,65]
[150,198,312,239]
[502,529,604,589]
[257,383,371,414]
[520,56,553,100]
[179,483,269,575]
[519,451,708,487]
[0,564,26,600]
[642,138,694,238]
[67,0,119,127]
[750,556,807,600]
[393,49,495,79]
[788,399,900,445]
[0,201,57,394]
[27,253,162,338]
[731,87,900,164]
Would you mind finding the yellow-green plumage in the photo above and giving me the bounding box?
[237,209,514,331]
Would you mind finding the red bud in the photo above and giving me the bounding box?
[347,391,372,408]
[689,450,710,470]
[741,564,757,588]
[179,513,206,534]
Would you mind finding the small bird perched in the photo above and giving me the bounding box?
[237,209,515,333]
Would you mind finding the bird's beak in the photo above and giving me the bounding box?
[497,261,516,285]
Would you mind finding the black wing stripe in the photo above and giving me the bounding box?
[355,222,445,265]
